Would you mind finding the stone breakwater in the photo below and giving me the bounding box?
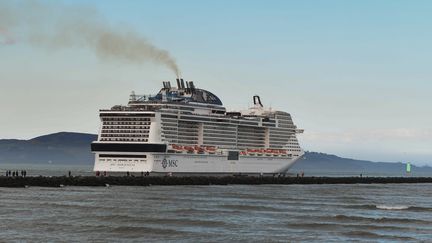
[1,176,432,187]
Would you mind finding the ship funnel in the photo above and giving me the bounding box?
[163,81,172,89]
[180,79,185,89]
[176,78,181,89]
[129,91,136,102]
[189,81,196,92]
[253,95,263,107]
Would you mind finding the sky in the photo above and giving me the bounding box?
[1,0,431,165]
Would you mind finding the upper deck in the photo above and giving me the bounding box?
[99,80,302,125]
[130,79,222,106]
[95,79,303,152]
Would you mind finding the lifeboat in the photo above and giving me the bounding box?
[205,146,216,154]
[257,149,264,156]
[183,146,195,153]
[279,149,288,156]
[246,149,256,156]
[240,151,247,156]
[194,145,205,154]
[265,149,273,156]
[171,144,183,153]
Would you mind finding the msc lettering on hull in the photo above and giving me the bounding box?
[162,158,178,169]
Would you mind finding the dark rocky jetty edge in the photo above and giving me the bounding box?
[1,176,432,187]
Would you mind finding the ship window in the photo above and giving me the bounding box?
[99,154,147,158]
[228,151,239,160]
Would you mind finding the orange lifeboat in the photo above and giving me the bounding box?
[265,149,273,156]
[205,146,216,154]
[172,144,183,153]
[257,149,264,156]
[194,145,205,154]
[246,149,256,156]
[183,146,195,153]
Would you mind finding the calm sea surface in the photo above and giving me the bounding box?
[1,183,431,242]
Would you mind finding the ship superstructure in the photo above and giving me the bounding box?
[91,79,304,174]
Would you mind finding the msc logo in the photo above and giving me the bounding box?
[161,158,178,169]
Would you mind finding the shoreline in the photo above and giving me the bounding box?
[1,176,432,187]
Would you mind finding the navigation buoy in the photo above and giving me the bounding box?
[406,162,411,176]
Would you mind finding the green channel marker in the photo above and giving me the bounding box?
[406,162,411,173]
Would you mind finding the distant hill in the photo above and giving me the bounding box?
[0,132,97,165]
[290,151,432,176]
[1,132,431,175]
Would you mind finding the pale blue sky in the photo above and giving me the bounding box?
[1,0,431,165]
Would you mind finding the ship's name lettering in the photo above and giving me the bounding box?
[162,158,178,169]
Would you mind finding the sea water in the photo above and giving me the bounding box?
[0,183,431,242]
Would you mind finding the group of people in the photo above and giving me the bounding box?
[122,171,151,177]
[296,171,305,178]
[127,171,150,177]
[95,171,107,177]
[5,170,27,177]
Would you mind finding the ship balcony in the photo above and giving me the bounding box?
[295,129,304,133]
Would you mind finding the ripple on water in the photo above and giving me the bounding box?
[1,184,432,242]
[342,230,416,241]
[219,204,282,212]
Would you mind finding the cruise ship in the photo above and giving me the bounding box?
[91,79,304,174]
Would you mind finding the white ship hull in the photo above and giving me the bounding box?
[94,152,304,174]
